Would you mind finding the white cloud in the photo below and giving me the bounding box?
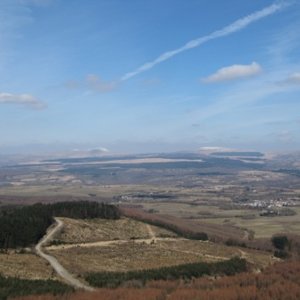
[0,92,47,109]
[120,2,290,81]
[202,62,262,83]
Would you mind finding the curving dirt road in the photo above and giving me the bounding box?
[35,218,94,291]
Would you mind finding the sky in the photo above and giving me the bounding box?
[0,0,300,154]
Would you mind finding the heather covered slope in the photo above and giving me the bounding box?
[14,260,300,300]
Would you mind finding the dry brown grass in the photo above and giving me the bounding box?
[47,238,274,276]
[47,240,205,274]
[55,217,176,244]
[0,251,57,280]
[44,215,274,277]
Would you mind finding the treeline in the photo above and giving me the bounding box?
[121,207,253,244]
[0,274,72,300]
[48,201,120,219]
[0,201,120,249]
[134,217,208,241]
[85,257,247,288]
[121,208,208,241]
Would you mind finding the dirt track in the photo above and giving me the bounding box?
[36,218,251,290]
[35,218,94,291]
[46,237,185,250]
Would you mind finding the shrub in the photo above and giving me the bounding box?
[271,235,289,250]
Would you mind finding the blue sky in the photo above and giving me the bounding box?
[0,0,300,154]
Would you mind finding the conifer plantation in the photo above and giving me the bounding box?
[0,201,120,249]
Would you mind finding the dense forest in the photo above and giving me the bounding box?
[0,275,72,300]
[85,257,247,288]
[0,201,120,249]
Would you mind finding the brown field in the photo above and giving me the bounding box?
[194,206,300,238]
[55,217,176,244]
[45,217,275,276]
[0,183,178,199]
[47,238,274,275]
[0,251,57,280]
[137,202,300,239]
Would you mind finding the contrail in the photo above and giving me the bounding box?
[121,1,290,81]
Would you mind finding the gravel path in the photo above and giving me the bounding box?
[35,218,94,291]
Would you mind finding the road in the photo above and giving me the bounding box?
[35,218,94,291]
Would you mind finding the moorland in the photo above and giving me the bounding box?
[0,150,300,299]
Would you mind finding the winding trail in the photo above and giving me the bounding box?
[35,218,94,291]
[46,237,184,251]
[36,218,260,290]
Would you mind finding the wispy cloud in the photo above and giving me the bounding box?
[280,72,300,85]
[121,1,290,81]
[180,66,300,130]
[202,62,262,83]
[0,92,47,109]
[86,74,117,92]
[65,74,117,93]
[189,79,289,122]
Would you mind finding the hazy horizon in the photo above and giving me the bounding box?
[0,141,298,157]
